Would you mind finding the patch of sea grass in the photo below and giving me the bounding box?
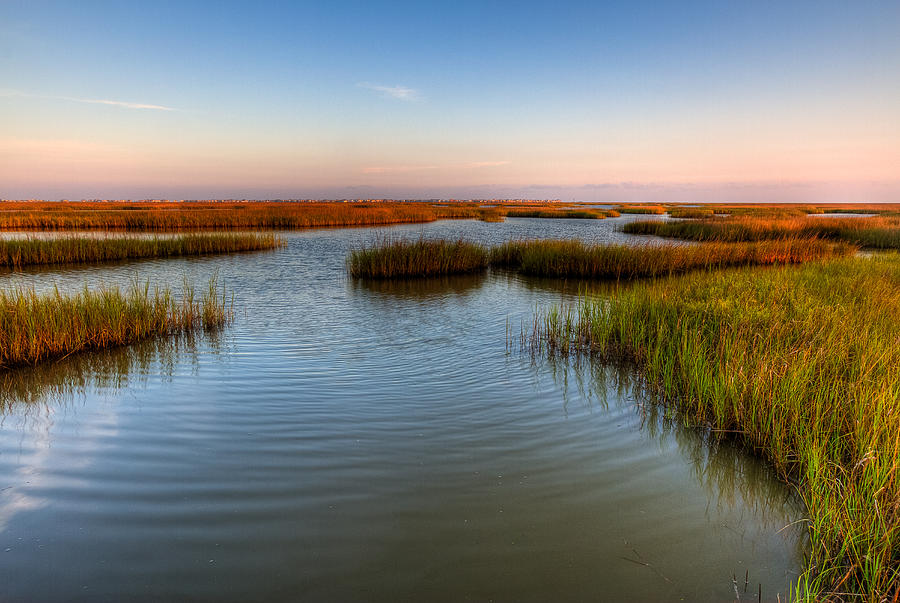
[489,238,853,279]
[669,208,715,219]
[348,238,854,280]
[477,208,505,222]
[0,277,232,369]
[615,204,667,215]
[624,215,900,249]
[347,238,489,278]
[504,208,606,219]
[0,233,284,268]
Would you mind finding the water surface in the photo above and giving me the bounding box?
[0,218,803,601]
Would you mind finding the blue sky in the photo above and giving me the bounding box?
[1,1,898,201]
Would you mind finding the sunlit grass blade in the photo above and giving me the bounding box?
[0,276,232,369]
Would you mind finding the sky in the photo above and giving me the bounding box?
[1,1,898,202]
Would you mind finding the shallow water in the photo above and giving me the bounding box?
[0,217,803,601]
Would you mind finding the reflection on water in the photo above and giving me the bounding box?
[0,219,803,602]
[533,357,806,595]
[538,355,802,530]
[0,333,219,411]
[498,269,635,298]
[350,272,486,300]
[0,334,224,544]
[351,269,634,303]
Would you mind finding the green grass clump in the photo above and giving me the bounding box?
[624,215,900,249]
[526,255,900,599]
[505,208,606,219]
[0,233,284,268]
[669,208,714,219]
[349,238,853,280]
[489,238,853,279]
[477,208,505,222]
[347,239,489,278]
[0,277,232,369]
[615,205,667,214]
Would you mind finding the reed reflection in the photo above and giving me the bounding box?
[0,332,222,414]
[497,269,638,299]
[532,354,805,542]
[350,272,486,301]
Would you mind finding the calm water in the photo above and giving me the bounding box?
[0,218,803,601]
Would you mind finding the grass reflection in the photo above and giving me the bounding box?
[350,272,486,300]
[0,331,222,412]
[530,354,804,538]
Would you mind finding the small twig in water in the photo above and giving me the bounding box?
[776,517,810,534]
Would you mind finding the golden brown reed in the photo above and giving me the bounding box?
[0,201,480,231]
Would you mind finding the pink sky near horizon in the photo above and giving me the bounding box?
[2,3,898,203]
[2,130,897,202]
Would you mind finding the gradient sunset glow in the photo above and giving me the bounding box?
[1,1,898,202]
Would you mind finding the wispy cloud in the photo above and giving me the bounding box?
[0,89,177,111]
[357,82,421,102]
[362,165,438,174]
[59,96,177,111]
[466,160,511,168]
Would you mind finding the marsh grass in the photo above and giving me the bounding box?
[525,255,900,600]
[489,238,853,279]
[347,238,489,278]
[478,208,506,222]
[669,208,715,219]
[348,238,853,280]
[625,215,900,249]
[0,201,480,231]
[0,277,232,369]
[0,233,284,268]
[504,208,607,219]
[4,202,899,231]
[615,205,667,214]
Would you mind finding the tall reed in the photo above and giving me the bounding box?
[0,233,284,268]
[0,277,232,369]
[625,215,900,249]
[347,239,489,278]
[525,255,900,600]
[615,205,667,214]
[348,238,854,280]
[0,201,478,231]
[668,208,714,219]
[489,238,853,279]
[504,208,606,219]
